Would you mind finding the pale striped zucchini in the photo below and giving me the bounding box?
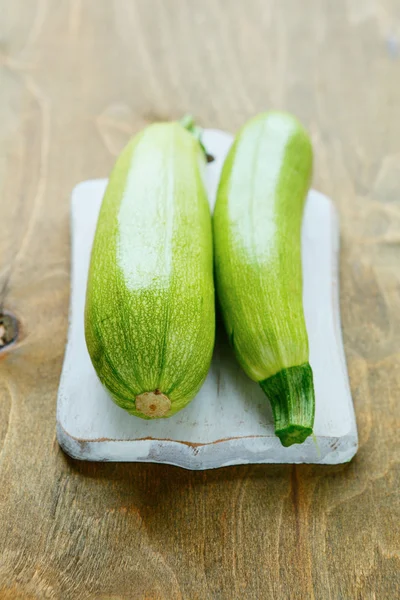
[85,120,215,419]
[213,111,315,446]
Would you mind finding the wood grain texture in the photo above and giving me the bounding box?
[0,0,399,598]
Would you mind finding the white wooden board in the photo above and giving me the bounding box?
[57,129,358,468]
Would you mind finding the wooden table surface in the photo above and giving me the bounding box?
[1,1,399,598]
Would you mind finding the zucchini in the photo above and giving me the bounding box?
[85,120,215,419]
[213,111,315,446]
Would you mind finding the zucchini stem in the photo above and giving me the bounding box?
[179,114,208,158]
[259,363,315,447]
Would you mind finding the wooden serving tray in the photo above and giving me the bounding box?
[57,129,358,468]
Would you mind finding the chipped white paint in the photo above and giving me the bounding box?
[57,128,358,468]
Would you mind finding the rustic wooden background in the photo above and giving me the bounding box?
[0,1,399,598]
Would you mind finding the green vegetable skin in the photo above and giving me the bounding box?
[85,121,215,419]
[213,111,315,446]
